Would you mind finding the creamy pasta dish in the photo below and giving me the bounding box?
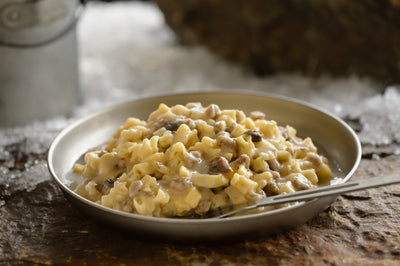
[74,103,333,217]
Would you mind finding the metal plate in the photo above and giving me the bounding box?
[48,91,361,241]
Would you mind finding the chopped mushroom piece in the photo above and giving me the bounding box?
[209,156,233,174]
[226,122,237,133]
[267,158,280,171]
[151,118,183,132]
[245,130,263,142]
[264,179,280,196]
[231,154,251,169]
[164,121,181,131]
[184,151,201,169]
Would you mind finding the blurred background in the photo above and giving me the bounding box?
[0,0,399,146]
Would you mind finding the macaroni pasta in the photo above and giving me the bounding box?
[74,103,333,217]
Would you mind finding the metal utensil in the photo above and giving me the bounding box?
[209,173,400,218]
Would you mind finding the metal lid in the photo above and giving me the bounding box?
[0,0,82,47]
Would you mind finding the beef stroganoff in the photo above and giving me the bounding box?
[74,103,333,217]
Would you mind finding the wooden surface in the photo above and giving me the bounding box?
[1,127,400,265]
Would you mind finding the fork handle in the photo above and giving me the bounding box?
[218,173,400,218]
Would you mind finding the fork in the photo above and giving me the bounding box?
[207,173,400,218]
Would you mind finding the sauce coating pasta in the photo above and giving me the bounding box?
[74,103,333,217]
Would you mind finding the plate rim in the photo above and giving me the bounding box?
[48,90,362,224]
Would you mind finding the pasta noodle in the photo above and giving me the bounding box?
[74,103,333,217]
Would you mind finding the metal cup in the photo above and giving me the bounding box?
[0,0,83,127]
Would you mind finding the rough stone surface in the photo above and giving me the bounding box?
[0,108,399,265]
[1,140,400,264]
[157,0,400,84]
